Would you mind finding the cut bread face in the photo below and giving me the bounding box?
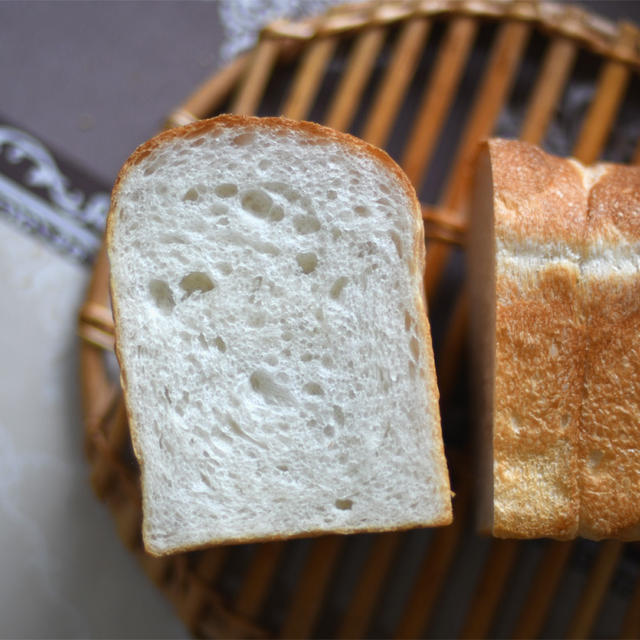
[107,116,452,555]
[471,139,640,540]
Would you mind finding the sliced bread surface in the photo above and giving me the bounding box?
[107,115,452,555]
[472,138,640,539]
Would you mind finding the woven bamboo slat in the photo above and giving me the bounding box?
[401,16,478,186]
[511,541,575,639]
[78,1,640,637]
[423,19,530,300]
[324,26,387,131]
[620,568,640,639]
[279,536,345,638]
[337,533,402,638]
[459,539,520,638]
[566,540,625,639]
[520,36,578,144]
[393,475,471,639]
[281,37,338,119]
[230,38,281,115]
[235,541,286,619]
[360,17,431,146]
[572,23,638,165]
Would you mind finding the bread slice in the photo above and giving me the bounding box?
[471,138,640,539]
[579,164,640,540]
[107,115,452,555]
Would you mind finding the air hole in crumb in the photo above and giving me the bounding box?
[282,331,293,341]
[259,158,271,170]
[355,205,370,217]
[182,187,199,202]
[296,252,317,274]
[143,163,160,177]
[327,190,337,200]
[242,189,272,218]
[330,276,348,299]
[589,450,604,469]
[249,312,266,328]
[408,361,416,379]
[391,231,403,258]
[335,498,353,510]
[324,425,335,437]
[293,214,321,234]
[270,205,284,222]
[200,472,213,489]
[198,333,208,348]
[214,336,226,352]
[321,355,333,368]
[266,354,278,366]
[163,387,172,404]
[210,203,228,216]
[410,337,420,361]
[331,228,342,240]
[215,183,237,198]
[250,369,291,404]
[233,132,255,146]
[180,272,214,297]
[333,405,344,425]
[301,352,313,362]
[303,382,324,396]
[160,233,187,244]
[405,311,413,331]
[277,464,289,472]
[149,279,175,312]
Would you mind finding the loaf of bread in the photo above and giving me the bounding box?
[107,115,452,555]
[470,138,640,539]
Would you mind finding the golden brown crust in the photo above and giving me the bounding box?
[587,164,640,244]
[487,138,587,247]
[493,264,582,539]
[107,115,452,555]
[578,163,640,539]
[481,139,640,540]
[483,140,585,539]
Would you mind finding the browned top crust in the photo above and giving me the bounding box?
[587,163,640,244]
[487,138,587,247]
[112,115,417,215]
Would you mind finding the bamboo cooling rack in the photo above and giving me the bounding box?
[78,1,640,637]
